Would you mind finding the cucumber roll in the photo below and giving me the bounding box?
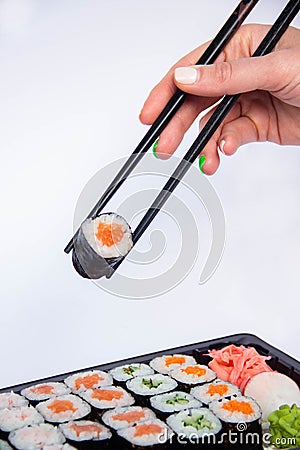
[72,213,133,279]
[126,374,178,397]
[109,364,154,383]
[150,391,201,415]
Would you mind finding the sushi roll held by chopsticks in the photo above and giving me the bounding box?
[72,213,133,279]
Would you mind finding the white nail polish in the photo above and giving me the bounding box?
[219,139,226,153]
[175,67,198,84]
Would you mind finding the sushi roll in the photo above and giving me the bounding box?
[169,364,216,387]
[102,406,156,430]
[117,419,172,447]
[72,213,133,279]
[209,395,262,425]
[0,406,44,432]
[191,380,241,405]
[64,370,113,393]
[36,395,91,423]
[150,391,201,415]
[21,383,71,402]
[166,408,222,444]
[0,392,28,409]
[126,375,177,398]
[8,424,66,450]
[109,364,154,383]
[149,355,197,375]
[59,420,112,445]
[80,386,135,410]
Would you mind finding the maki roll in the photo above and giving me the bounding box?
[150,391,201,415]
[209,395,262,425]
[109,364,154,383]
[170,364,216,386]
[59,420,112,445]
[36,395,91,423]
[117,419,172,447]
[0,393,28,410]
[72,213,133,279]
[0,406,44,432]
[64,370,113,393]
[21,383,71,402]
[149,355,197,375]
[80,386,135,410]
[126,374,177,397]
[8,424,66,450]
[102,406,156,430]
[191,380,241,405]
[166,408,222,444]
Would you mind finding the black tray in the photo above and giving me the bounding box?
[1,333,299,449]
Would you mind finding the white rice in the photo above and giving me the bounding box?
[166,408,222,439]
[170,364,216,385]
[0,406,44,432]
[150,391,201,413]
[59,420,112,442]
[41,446,75,450]
[191,380,241,404]
[83,214,133,258]
[150,354,197,375]
[102,406,156,430]
[36,395,91,423]
[0,392,28,409]
[126,374,177,396]
[118,419,172,447]
[8,424,65,450]
[80,386,135,409]
[21,383,71,402]
[64,370,113,393]
[109,363,154,382]
[209,395,262,423]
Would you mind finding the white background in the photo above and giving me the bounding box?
[0,0,299,389]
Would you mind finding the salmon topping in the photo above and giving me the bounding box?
[222,399,254,415]
[48,399,78,414]
[96,222,124,247]
[134,423,163,437]
[112,410,145,423]
[91,389,123,401]
[70,424,102,437]
[30,385,54,395]
[182,366,206,377]
[207,384,229,397]
[165,356,186,367]
[75,374,104,391]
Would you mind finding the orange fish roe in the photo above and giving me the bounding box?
[75,374,104,391]
[182,366,206,377]
[207,384,229,397]
[134,424,163,437]
[95,222,124,247]
[91,390,123,402]
[112,411,145,423]
[165,356,186,367]
[70,424,102,437]
[48,400,78,414]
[222,400,254,415]
[30,385,54,395]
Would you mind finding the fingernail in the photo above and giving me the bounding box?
[219,139,226,154]
[199,155,206,173]
[152,139,159,158]
[175,66,198,84]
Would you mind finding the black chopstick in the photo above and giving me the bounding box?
[107,0,300,277]
[64,0,260,254]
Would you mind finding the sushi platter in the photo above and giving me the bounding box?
[0,333,299,450]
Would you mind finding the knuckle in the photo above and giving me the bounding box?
[214,61,233,85]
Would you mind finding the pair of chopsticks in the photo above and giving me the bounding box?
[65,0,300,277]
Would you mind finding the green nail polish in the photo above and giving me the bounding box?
[152,139,159,158]
[199,155,206,173]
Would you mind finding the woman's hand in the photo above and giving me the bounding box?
[139,24,300,175]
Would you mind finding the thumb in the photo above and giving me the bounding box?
[174,52,285,97]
